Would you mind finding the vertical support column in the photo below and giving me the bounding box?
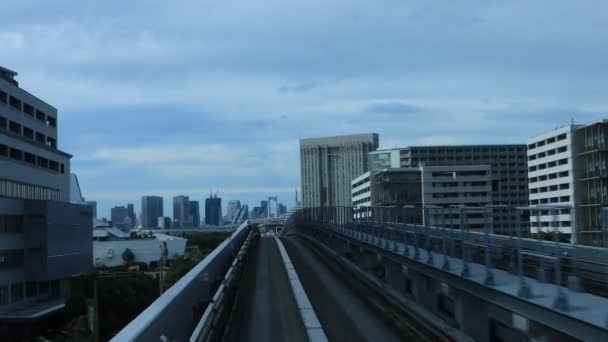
[426,206,434,266]
[552,208,569,311]
[460,207,470,278]
[516,206,532,298]
[484,207,495,286]
[442,207,450,271]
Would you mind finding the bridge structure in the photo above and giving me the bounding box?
[112,206,608,342]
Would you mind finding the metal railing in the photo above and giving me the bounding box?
[290,206,608,303]
[111,222,253,342]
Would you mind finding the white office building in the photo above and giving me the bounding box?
[527,124,582,237]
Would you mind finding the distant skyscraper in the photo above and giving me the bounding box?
[260,200,268,218]
[268,196,278,218]
[205,194,222,226]
[227,200,241,222]
[142,196,163,229]
[173,195,192,228]
[189,200,200,227]
[300,133,379,208]
[111,204,135,230]
[158,216,172,229]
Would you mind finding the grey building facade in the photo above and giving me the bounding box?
[300,133,379,208]
[0,66,92,336]
[141,196,163,229]
[372,144,529,233]
[205,195,222,226]
[110,204,135,230]
[173,196,192,228]
[189,200,200,228]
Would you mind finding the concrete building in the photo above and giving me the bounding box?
[189,201,200,228]
[111,204,135,230]
[527,125,580,239]
[575,120,608,245]
[93,228,186,268]
[226,200,241,222]
[260,200,268,219]
[300,133,379,208]
[142,196,163,229]
[371,144,528,233]
[173,196,191,228]
[205,194,222,226]
[158,217,172,230]
[268,196,278,218]
[0,66,92,335]
[351,165,492,230]
[250,207,264,220]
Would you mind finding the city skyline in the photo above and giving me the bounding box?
[3,1,608,224]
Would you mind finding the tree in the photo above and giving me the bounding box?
[122,248,135,264]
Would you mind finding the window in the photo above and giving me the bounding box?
[47,137,56,148]
[23,103,34,116]
[557,133,567,141]
[0,215,23,233]
[23,126,34,139]
[10,148,22,161]
[9,96,21,111]
[47,116,56,128]
[0,115,6,129]
[36,132,45,143]
[0,144,7,157]
[24,152,36,165]
[0,251,24,271]
[9,121,21,134]
[36,109,46,122]
[0,90,7,104]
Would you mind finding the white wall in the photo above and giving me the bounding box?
[93,235,187,267]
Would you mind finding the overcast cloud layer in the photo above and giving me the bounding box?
[2,0,607,218]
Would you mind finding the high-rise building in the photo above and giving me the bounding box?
[527,125,580,240]
[528,121,608,245]
[260,200,268,218]
[233,205,249,224]
[0,66,92,334]
[227,200,241,222]
[173,195,192,228]
[158,216,172,229]
[268,196,278,218]
[189,200,200,227]
[300,133,379,208]
[111,204,135,230]
[371,144,529,233]
[205,194,222,226]
[142,196,163,229]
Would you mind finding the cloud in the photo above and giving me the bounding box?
[365,102,421,114]
[2,0,608,218]
[278,82,319,93]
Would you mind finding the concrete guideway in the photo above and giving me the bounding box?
[283,236,406,342]
[274,236,328,342]
[224,236,308,342]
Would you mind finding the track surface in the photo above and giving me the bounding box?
[283,236,404,342]
[224,236,308,342]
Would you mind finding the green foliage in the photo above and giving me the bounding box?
[65,272,158,341]
[164,250,206,289]
[186,232,230,252]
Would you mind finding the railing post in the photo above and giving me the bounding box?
[484,207,495,286]
[460,207,470,278]
[516,206,532,299]
[552,207,569,311]
[442,207,450,271]
[426,206,434,266]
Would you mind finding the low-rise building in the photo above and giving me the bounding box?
[93,227,186,268]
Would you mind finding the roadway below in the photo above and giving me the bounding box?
[224,236,308,342]
[283,235,405,342]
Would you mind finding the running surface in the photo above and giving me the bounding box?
[283,236,404,342]
[224,236,308,342]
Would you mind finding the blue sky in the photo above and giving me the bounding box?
[1,0,608,219]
